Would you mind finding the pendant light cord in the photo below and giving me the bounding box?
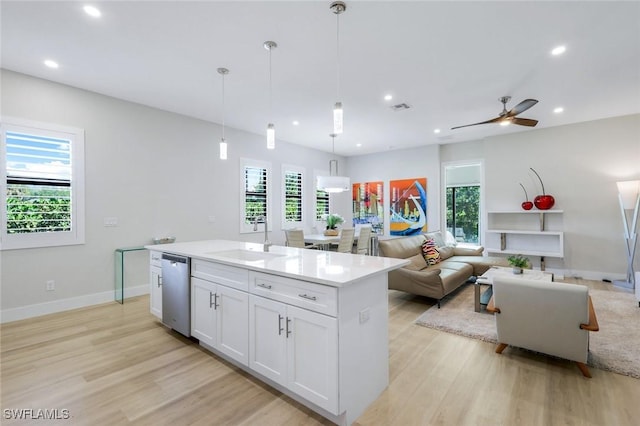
[269,47,273,119]
[221,72,226,140]
[336,11,340,100]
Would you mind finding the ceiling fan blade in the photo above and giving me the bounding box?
[451,116,501,130]
[506,99,538,117]
[511,117,538,127]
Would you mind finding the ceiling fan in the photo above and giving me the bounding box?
[451,96,539,130]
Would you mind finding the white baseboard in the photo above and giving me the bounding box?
[0,284,149,324]
[560,269,626,283]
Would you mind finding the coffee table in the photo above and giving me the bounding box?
[474,266,554,312]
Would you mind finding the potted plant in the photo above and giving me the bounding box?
[507,254,529,274]
[323,213,344,236]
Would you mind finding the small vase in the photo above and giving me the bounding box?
[512,267,523,275]
[324,229,339,236]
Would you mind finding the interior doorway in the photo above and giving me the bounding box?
[443,161,483,245]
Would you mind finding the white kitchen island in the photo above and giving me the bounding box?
[146,240,408,426]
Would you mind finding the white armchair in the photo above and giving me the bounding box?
[487,276,599,377]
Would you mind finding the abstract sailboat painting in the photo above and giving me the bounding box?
[390,178,427,236]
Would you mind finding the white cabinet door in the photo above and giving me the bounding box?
[286,305,338,414]
[249,295,287,386]
[217,285,249,365]
[150,265,162,319]
[191,277,217,347]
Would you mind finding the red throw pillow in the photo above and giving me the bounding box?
[421,238,441,266]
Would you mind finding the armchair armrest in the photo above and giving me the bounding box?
[579,296,599,331]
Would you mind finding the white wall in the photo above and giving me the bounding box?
[2,69,638,320]
[0,70,350,320]
[483,114,640,278]
[441,114,640,280]
[347,145,441,234]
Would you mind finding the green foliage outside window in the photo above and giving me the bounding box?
[6,186,71,233]
[446,186,480,243]
[316,190,329,221]
[284,171,302,222]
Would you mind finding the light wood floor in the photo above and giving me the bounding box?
[2,279,639,425]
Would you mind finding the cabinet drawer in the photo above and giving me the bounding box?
[249,271,337,317]
[150,251,162,267]
[192,259,249,291]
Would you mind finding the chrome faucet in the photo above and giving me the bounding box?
[253,215,271,251]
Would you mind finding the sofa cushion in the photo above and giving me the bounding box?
[453,256,510,276]
[378,234,427,259]
[421,238,441,265]
[438,262,474,294]
[438,245,455,260]
[453,246,484,256]
[445,230,458,247]
[424,231,446,248]
[405,253,428,271]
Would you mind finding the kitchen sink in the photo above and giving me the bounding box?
[207,249,287,262]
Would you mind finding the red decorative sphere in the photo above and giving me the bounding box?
[534,195,555,210]
[521,201,534,210]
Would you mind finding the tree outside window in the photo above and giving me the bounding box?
[446,185,480,244]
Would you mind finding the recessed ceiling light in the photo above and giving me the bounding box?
[551,45,566,56]
[384,94,392,101]
[356,143,362,147]
[554,107,564,113]
[44,60,59,69]
[83,5,101,18]
[434,129,441,134]
[292,120,299,126]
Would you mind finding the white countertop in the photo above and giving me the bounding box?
[145,240,409,287]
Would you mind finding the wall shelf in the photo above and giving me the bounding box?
[485,211,564,270]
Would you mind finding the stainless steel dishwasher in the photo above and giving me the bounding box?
[161,253,191,337]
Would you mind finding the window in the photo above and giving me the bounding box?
[446,186,480,244]
[282,165,304,228]
[314,170,330,225]
[1,118,85,250]
[444,161,482,245]
[240,158,271,233]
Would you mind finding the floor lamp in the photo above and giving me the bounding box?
[614,180,640,290]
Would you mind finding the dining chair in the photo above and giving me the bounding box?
[335,228,356,253]
[355,226,372,255]
[285,229,319,249]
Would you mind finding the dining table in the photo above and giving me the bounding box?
[303,233,341,250]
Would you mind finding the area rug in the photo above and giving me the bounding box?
[415,283,640,379]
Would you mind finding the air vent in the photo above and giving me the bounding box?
[390,103,411,111]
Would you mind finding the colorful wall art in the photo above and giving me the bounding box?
[352,181,384,234]
[390,178,427,236]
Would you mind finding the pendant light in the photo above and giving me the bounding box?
[217,67,229,160]
[264,41,277,150]
[317,133,350,193]
[330,1,346,135]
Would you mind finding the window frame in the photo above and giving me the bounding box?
[240,158,271,234]
[442,160,484,246]
[0,117,85,250]
[281,164,304,229]
[313,169,331,229]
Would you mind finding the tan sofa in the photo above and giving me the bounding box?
[378,232,509,307]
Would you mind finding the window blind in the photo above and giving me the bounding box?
[316,189,330,221]
[5,131,72,234]
[284,170,303,222]
[244,165,268,224]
